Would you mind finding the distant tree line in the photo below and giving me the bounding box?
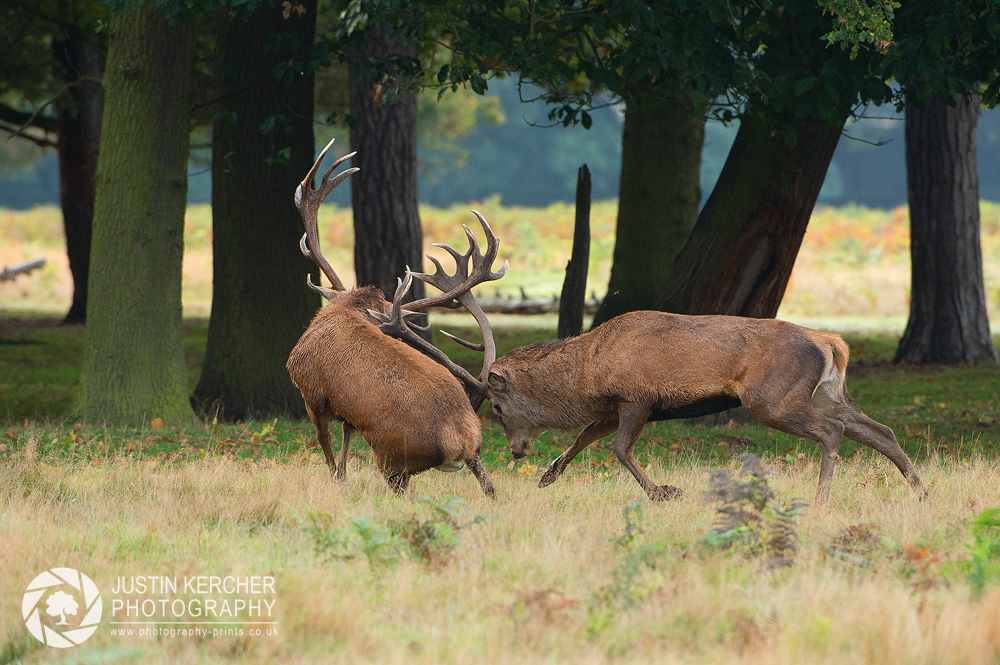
[5,79,998,211]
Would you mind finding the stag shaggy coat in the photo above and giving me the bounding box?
[287,286,494,497]
[286,139,505,499]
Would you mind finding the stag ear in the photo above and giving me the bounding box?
[487,371,507,391]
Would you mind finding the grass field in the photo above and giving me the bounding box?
[2,316,1000,663]
[2,202,1000,663]
[2,430,999,664]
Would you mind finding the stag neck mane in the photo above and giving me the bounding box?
[327,285,387,310]
[491,337,595,430]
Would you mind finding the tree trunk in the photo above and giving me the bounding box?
[191,0,320,420]
[75,7,196,425]
[348,23,424,304]
[894,93,997,364]
[656,110,846,317]
[591,91,704,326]
[53,29,103,324]
[558,164,591,339]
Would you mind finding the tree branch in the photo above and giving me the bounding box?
[1,77,100,145]
[0,102,57,134]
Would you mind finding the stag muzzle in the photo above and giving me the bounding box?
[509,436,534,459]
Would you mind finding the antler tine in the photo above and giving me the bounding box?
[297,137,337,197]
[305,273,341,300]
[405,210,507,311]
[439,330,485,351]
[434,241,471,274]
[295,138,358,294]
[470,211,509,283]
[369,272,482,391]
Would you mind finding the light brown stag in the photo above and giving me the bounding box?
[286,139,506,497]
[486,311,927,502]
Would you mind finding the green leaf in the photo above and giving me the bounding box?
[794,77,817,97]
[982,78,1000,107]
[593,19,607,40]
[470,73,487,95]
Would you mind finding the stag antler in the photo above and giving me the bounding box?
[370,211,508,408]
[406,212,508,311]
[369,273,482,388]
[295,137,358,298]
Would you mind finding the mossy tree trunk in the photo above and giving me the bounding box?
[191,0,320,421]
[75,6,196,426]
[591,90,704,327]
[53,28,103,324]
[348,22,425,304]
[894,93,997,364]
[656,109,846,317]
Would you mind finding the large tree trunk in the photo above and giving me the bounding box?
[191,0,320,421]
[894,93,997,364]
[52,29,103,324]
[348,23,424,303]
[592,91,704,326]
[75,7,196,425]
[656,110,846,317]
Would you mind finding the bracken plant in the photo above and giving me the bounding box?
[703,454,808,568]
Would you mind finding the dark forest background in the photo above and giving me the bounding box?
[4,77,998,211]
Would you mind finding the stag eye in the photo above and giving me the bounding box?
[492,404,503,415]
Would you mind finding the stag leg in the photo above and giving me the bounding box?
[335,422,355,481]
[746,397,846,503]
[614,403,683,501]
[465,453,497,500]
[819,389,927,498]
[382,470,411,495]
[539,420,617,488]
[311,412,338,478]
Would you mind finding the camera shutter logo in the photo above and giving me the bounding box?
[22,568,103,648]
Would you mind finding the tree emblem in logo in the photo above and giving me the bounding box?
[22,568,102,648]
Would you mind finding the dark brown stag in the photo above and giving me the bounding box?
[286,139,506,497]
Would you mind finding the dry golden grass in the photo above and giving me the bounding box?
[2,443,998,664]
[5,200,999,324]
[782,202,1000,321]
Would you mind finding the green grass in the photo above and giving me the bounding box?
[0,317,208,424]
[3,315,999,477]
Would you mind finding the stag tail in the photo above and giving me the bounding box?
[809,331,849,398]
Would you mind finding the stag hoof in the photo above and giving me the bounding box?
[538,464,563,488]
[649,484,684,502]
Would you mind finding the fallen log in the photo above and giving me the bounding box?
[0,258,46,282]
[467,294,602,315]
